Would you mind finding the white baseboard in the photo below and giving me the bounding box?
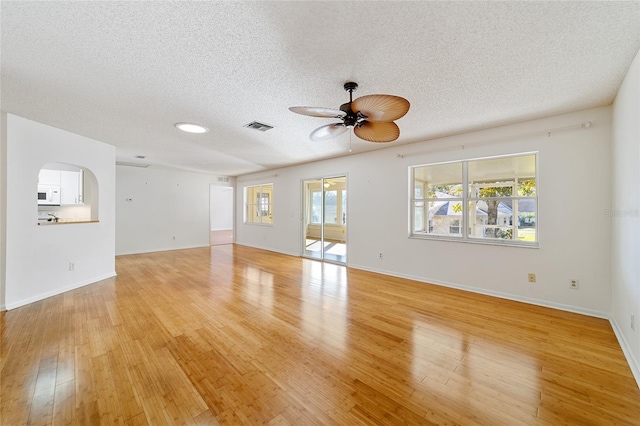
[610,317,640,389]
[0,304,5,312]
[5,272,117,310]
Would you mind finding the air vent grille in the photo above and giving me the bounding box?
[217,177,230,182]
[243,121,273,132]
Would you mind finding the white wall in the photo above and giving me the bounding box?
[4,114,116,309]
[116,166,234,255]
[611,48,640,384]
[1,113,7,310]
[236,106,612,317]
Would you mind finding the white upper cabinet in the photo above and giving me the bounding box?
[60,170,83,205]
[38,169,61,186]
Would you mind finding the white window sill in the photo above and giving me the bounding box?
[409,233,539,248]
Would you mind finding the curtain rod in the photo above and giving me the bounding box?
[545,121,591,137]
[396,121,592,159]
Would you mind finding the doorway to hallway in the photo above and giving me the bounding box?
[210,185,234,245]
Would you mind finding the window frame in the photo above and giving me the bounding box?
[409,153,539,247]
[244,183,273,226]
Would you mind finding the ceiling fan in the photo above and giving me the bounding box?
[289,82,410,143]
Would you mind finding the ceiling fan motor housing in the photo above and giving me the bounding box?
[341,82,360,126]
[340,102,358,127]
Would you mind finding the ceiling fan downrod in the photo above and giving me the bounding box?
[341,82,360,127]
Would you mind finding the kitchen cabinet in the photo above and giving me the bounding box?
[60,170,83,205]
[38,167,83,205]
[38,169,61,185]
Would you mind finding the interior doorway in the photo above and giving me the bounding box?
[302,176,347,264]
[210,185,234,245]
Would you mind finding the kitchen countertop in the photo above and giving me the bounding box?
[37,220,99,226]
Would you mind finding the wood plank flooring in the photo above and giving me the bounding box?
[2,244,639,425]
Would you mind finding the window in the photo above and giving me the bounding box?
[341,190,347,225]
[410,153,537,246]
[259,193,270,216]
[306,181,347,226]
[311,190,322,223]
[244,184,273,224]
[325,190,341,224]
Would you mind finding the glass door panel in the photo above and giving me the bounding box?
[303,179,323,260]
[302,176,347,264]
[324,190,338,224]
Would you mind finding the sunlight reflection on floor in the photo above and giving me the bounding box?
[304,239,346,263]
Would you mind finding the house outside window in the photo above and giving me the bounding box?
[449,219,461,235]
[244,184,273,225]
[410,153,537,246]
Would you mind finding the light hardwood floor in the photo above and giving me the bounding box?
[2,245,639,425]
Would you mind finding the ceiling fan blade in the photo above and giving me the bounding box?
[352,94,410,122]
[289,106,346,118]
[310,123,348,141]
[354,121,400,143]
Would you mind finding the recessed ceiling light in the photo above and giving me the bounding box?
[175,122,209,134]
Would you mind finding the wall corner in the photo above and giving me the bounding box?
[0,112,7,311]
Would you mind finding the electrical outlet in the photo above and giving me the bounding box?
[570,279,579,290]
[632,314,636,331]
[378,252,383,259]
[69,262,75,271]
[528,273,536,283]
[172,236,176,240]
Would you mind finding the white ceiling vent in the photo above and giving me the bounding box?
[217,177,230,182]
[243,121,273,132]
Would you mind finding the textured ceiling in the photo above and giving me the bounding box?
[2,1,639,176]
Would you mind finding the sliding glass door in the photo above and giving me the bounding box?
[302,176,347,264]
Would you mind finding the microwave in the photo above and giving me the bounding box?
[37,185,61,205]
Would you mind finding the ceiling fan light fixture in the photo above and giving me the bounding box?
[175,122,209,134]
